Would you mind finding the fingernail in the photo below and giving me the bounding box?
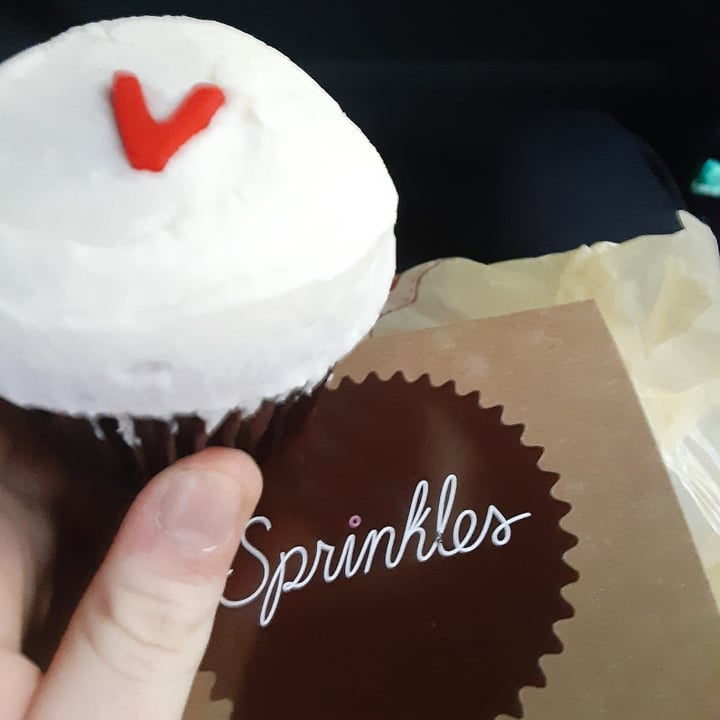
[156,470,240,554]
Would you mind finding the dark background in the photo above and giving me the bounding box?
[2,1,720,268]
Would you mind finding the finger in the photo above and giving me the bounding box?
[0,406,65,720]
[26,447,262,720]
[0,650,40,720]
[0,406,65,653]
[0,489,33,654]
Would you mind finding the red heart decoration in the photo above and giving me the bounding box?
[111,72,226,172]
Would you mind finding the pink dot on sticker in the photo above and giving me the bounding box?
[348,515,362,529]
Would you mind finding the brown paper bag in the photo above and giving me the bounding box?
[333,300,720,720]
[186,301,720,719]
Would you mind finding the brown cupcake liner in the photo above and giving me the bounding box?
[18,387,314,487]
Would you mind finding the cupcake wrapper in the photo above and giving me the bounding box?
[25,390,310,487]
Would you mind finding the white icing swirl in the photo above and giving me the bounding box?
[0,17,397,417]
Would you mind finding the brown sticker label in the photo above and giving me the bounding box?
[201,373,578,719]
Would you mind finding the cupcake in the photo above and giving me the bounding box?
[0,16,397,477]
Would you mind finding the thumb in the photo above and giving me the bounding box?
[27,447,262,720]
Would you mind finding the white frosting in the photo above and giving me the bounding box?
[0,16,397,418]
[221,474,532,627]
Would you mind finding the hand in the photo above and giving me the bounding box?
[0,403,262,719]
